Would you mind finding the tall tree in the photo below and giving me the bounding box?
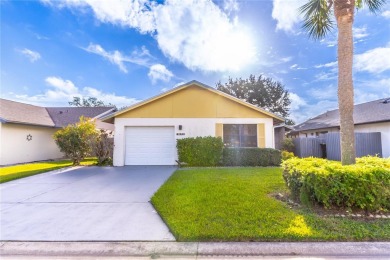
[69,97,115,108]
[216,74,293,122]
[300,0,385,165]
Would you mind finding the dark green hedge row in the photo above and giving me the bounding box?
[282,156,390,211]
[177,137,281,167]
[177,136,224,167]
[222,148,281,166]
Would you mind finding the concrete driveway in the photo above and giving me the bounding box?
[0,166,176,241]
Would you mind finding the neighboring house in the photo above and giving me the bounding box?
[102,80,284,166]
[274,124,294,150]
[290,97,390,158]
[0,98,115,165]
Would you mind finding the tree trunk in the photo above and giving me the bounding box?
[335,0,356,165]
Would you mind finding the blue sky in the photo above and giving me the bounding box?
[1,0,390,123]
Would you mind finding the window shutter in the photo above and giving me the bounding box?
[257,123,265,148]
[215,123,223,138]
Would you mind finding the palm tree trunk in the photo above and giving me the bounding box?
[335,0,356,165]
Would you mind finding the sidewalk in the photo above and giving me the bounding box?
[1,241,390,258]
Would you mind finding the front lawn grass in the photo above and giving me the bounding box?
[0,158,97,183]
[151,167,390,241]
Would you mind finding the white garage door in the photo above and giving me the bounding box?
[125,126,176,165]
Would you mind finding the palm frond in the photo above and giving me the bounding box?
[361,0,386,13]
[299,0,334,40]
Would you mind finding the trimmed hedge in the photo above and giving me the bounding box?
[282,156,390,211]
[177,136,223,167]
[222,148,281,167]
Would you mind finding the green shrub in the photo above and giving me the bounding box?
[222,148,281,167]
[282,138,295,153]
[53,116,97,165]
[281,150,295,161]
[282,156,390,211]
[177,136,223,167]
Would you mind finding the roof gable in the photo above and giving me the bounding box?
[109,81,284,121]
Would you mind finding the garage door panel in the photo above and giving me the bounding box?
[126,141,174,147]
[125,127,176,165]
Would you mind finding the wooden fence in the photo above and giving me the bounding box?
[293,132,382,160]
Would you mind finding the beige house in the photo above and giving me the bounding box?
[103,80,284,166]
[0,99,115,165]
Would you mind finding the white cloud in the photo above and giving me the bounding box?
[148,64,174,84]
[18,48,41,62]
[290,64,306,70]
[223,0,239,14]
[382,10,390,19]
[43,0,256,72]
[153,1,255,71]
[353,26,369,39]
[308,84,337,100]
[290,97,338,124]
[289,92,307,111]
[314,61,337,69]
[45,76,78,94]
[83,43,151,73]
[354,44,390,73]
[314,71,337,81]
[272,0,305,32]
[314,44,390,74]
[7,76,139,108]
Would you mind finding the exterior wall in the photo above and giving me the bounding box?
[113,118,274,166]
[274,127,285,150]
[355,122,390,158]
[0,123,64,165]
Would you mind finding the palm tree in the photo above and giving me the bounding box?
[300,0,385,165]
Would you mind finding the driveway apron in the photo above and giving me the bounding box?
[0,166,176,241]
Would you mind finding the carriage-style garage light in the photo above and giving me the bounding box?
[178,125,183,130]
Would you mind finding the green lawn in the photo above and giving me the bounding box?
[151,167,390,241]
[0,158,97,183]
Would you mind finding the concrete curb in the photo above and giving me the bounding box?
[1,242,390,257]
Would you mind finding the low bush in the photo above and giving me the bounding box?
[282,138,295,153]
[281,150,295,161]
[53,116,97,165]
[177,136,223,167]
[222,148,281,167]
[282,156,390,211]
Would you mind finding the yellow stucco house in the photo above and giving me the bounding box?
[103,80,284,166]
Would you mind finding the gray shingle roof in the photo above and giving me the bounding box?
[0,98,115,128]
[46,107,115,127]
[0,99,55,127]
[294,97,390,132]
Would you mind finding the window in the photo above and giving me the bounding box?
[223,124,257,147]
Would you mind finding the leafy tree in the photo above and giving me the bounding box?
[299,0,385,165]
[53,116,98,165]
[216,74,293,122]
[69,96,115,108]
